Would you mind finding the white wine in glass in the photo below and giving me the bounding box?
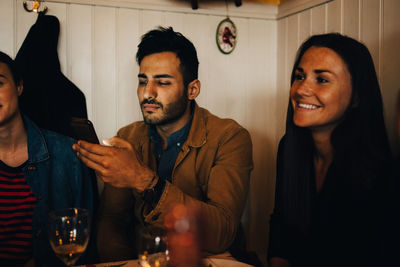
[138,227,169,267]
[48,208,90,266]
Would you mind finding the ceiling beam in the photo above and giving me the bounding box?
[44,0,279,20]
[191,0,241,10]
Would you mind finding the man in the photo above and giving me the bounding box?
[73,27,253,261]
[0,51,93,267]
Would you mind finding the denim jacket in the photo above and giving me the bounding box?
[21,115,93,266]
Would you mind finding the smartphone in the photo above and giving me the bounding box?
[69,117,99,144]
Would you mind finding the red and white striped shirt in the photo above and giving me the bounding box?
[0,160,36,265]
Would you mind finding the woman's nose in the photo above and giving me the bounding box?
[294,79,313,97]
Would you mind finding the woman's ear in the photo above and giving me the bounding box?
[187,79,201,100]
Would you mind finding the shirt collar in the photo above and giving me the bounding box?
[148,102,194,149]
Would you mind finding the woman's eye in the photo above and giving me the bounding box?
[317,77,328,83]
[294,74,304,81]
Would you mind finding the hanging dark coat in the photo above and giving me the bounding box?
[15,13,88,137]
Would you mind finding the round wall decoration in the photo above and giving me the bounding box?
[216,17,237,54]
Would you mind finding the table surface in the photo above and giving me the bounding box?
[76,258,254,267]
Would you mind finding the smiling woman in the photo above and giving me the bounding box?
[268,33,398,267]
[290,46,353,134]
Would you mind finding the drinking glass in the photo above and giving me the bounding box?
[47,208,90,266]
[138,227,169,267]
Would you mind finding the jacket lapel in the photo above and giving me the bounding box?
[173,102,206,175]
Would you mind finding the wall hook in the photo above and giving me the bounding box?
[23,1,48,14]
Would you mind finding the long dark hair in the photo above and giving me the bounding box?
[277,33,392,231]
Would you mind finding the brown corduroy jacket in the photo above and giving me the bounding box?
[97,103,253,261]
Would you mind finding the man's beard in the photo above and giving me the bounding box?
[141,95,189,126]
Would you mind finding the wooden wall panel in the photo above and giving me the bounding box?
[299,9,311,45]
[204,15,230,117]
[0,0,15,57]
[93,6,117,141]
[382,0,400,153]
[116,8,141,129]
[287,15,298,79]
[326,0,341,33]
[245,19,278,262]
[172,13,212,107]
[276,19,288,141]
[360,0,381,78]
[311,4,326,34]
[343,0,360,38]
[140,10,165,34]
[164,12,185,31]
[15,0,36,51]
[222,17,248,124]
[223,18,248,125]
[68,4,93,120]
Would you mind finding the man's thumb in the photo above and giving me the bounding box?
[102,137,130,148]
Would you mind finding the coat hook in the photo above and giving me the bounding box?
[23,1,48,14]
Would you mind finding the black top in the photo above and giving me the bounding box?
[268,137,399,267]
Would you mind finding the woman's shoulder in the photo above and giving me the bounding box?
[40,128,77,147]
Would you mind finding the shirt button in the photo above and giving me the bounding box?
[27,165,36,171]
[177,143,181,147]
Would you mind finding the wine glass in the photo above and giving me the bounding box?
[138,227,169,267]
[47,208,90,266]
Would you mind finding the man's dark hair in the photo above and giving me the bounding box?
[0,51,22,87]
[136,27,199,88]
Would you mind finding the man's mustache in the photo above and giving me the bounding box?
[141,99,163,109]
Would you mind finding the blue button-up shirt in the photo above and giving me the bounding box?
[148,116,193,182]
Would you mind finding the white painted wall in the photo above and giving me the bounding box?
[0,0,399,265]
